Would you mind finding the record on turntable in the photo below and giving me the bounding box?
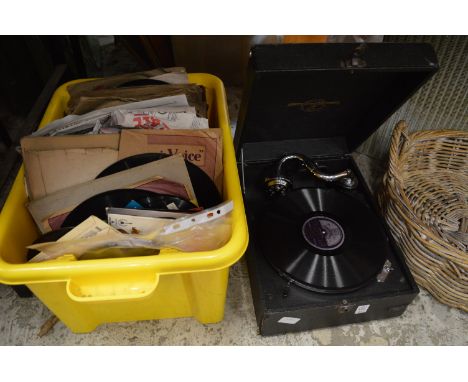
[258,188,387,293]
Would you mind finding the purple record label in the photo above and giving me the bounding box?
[302,215,345,251]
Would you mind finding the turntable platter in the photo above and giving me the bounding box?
[258,188,387,293]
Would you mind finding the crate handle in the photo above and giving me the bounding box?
[66,273,160,302]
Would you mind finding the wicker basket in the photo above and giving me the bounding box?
[379,121,468,312]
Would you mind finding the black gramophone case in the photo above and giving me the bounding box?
[235,43,438,336]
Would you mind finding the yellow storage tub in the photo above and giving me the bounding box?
[0,73,249,333]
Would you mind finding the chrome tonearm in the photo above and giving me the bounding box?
[264,154,358,196]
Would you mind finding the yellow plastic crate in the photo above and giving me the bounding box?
[0,73,249,333]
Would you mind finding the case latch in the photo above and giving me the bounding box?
[337,299,356,314]
[342,43,367,69]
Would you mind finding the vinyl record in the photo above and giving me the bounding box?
[62,189,197,228]
[26,227,73,261]
[96,153,221,208]
[258,188,387,293]
[117,79,169,87]
[27,226,159,261]
[13,228,75,297]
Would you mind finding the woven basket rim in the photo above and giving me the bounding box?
[384,121,468,261]
[380,121,467,311]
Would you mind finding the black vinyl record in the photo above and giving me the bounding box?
[26,227,73,261]
[117,79,169,87]
[258,188,387,293]
[27,226,159,261]
[14,228,74,297]
[96,153,221,208]
[62,189,197,228]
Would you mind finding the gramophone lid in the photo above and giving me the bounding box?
[235,43,438,156]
